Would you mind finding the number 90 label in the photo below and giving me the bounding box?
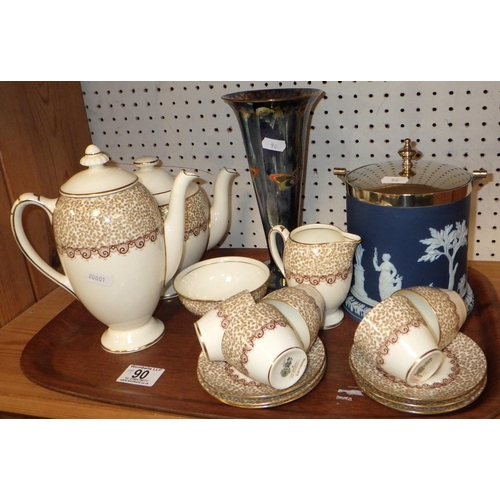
[116,365,165,387]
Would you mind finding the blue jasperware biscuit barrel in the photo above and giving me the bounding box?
[334,139,488,322]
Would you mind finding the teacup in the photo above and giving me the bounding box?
[261,284,325,351]
[353,294,445,386]
[269,223,361,329]
[221,302,308,390]
[194,290,256,361]
[394,286,466,350]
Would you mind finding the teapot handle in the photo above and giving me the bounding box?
[11,193,75,296]
[268,225,289,278]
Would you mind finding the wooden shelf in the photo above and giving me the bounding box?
[1,249,499,419]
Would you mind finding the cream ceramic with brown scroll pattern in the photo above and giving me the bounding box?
[159,187,210,241]
[353,294,444,386]
[194,290,256,361]
[394,286,466,349]
[269,223,361,329]
[54,183,161,259]
[220,301,307,390]
[349,332,487,414]
[197,337,326,408]
[261,285,324,351]
[173,256,270,317]
[11,145,197,353]
[159,187,210,297]
[133,157,238,299]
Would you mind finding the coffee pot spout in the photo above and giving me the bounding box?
[163,170,199,284]
[207,167,238,250]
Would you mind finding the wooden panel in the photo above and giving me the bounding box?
[0,159,35,325]
[0,82,91,327]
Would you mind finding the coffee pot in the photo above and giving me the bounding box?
[132,156,238,297]
[11,145,198,353]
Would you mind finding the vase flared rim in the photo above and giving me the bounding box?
[221,88,324,103]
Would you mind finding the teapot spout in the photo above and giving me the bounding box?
[207,167,238,249]
[164,170,199,284]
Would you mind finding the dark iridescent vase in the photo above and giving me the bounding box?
[222,88,325,289]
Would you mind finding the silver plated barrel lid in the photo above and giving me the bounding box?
[334,139,487,207]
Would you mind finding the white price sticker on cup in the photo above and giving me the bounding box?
[262,137,286,152]
[116,365,165,387]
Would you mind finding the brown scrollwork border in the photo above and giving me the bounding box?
[58,227,163,260]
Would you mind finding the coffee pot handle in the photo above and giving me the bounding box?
[11,193,75,296]
[268,225,289,278]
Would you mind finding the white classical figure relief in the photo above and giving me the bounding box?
[351,245,368,300]
[418,220,468,290]
[348,243,378,314]
[350,244,403,305]
[373,248,403,300]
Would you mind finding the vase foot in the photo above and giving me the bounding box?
[263,259,287,291]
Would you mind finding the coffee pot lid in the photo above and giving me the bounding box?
[60,145,137,196]
[335,139,487,207]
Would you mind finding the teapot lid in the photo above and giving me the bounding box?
[133,155,175,194]
[60,145,137,196]
[335,139,487,207]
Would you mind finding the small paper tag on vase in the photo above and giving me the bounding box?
[262,137,286,152]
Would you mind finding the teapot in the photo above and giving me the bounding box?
[132,156,238,298]
[10,145,198,353]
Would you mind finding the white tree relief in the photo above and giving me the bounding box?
[418,220,468,289]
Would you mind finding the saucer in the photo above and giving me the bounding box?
[352,361,486,407]
[353,373,487,415]
[197,338,326,408]
[351,357,487,414]
[349,332,487,413]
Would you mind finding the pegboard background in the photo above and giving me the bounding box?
[80,81,499,261]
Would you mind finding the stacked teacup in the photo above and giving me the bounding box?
[352,286,467,387]
[194,285,325,390]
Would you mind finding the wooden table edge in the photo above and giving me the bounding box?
[1,258,498,419]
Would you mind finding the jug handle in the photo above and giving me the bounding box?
[11,193,75,297]
[268,225,289,278]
